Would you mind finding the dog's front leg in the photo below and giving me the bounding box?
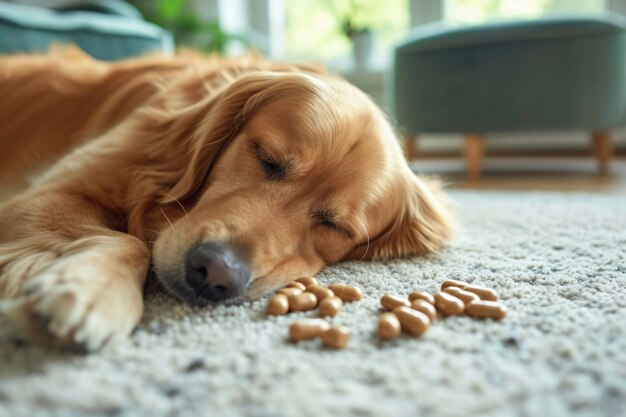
[0,191,150,351]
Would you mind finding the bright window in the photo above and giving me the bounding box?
[284,0,409,61]
[445,0,605,24]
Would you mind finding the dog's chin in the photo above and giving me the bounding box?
[242,278,277,300]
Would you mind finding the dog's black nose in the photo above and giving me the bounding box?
[184,242,249,301]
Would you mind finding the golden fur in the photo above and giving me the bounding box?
[0,48,454,350]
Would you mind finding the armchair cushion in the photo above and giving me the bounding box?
[393,13,626,133]
[0,1,173,61]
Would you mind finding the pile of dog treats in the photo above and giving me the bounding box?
[377,278,506,340]
[266,277,362,349]
[266,277,506,349]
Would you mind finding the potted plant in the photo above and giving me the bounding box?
[129,0,248,55]
[341,0,373,71]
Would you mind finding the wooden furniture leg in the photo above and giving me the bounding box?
[591,131,613,174]
[464,133,485,181]
[404,135,416,161]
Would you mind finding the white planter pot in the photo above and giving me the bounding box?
[351,31,373,71]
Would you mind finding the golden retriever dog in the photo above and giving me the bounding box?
[0,49,453,350]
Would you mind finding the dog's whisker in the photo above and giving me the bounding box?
[162,193,190,223]
[347,214,370,262]
[159,207,175,232]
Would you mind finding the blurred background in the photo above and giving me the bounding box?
[1,0,626,192]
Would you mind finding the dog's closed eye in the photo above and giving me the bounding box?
[261,158,284,181]
[255,143,289,181]
[313,209,353,238]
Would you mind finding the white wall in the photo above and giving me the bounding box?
[607,0,626,15]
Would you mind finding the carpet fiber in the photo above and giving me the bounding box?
[0,191,625,417]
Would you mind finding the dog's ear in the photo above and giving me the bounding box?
[161,73,290,200]
[127,72,317,237]
[346,174,455,260]
[126,73,279,235]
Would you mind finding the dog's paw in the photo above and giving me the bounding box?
[0,251,59,298]
[2,255,143,351]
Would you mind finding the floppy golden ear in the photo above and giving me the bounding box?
[347,174,455,260]
[124,73,279,236]
[126,71,320,237]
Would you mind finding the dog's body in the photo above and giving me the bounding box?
[0,49,454,350]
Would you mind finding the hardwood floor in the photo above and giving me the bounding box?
[410,157,626,193]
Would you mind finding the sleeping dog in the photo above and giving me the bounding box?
[0,49,454,350]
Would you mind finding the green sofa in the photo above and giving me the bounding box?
[0,0,173,61]
[394,13,626,178]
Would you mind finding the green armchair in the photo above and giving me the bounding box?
[394,13,626,179]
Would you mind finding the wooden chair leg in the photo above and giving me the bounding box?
[464,133,485,181]
[591,131,613,174]
[404,135,416,161]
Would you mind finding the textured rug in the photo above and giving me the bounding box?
[0,191,625,417]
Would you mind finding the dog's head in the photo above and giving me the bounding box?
[136,70,453,304]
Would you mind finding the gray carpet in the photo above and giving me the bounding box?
[0,191,625,417]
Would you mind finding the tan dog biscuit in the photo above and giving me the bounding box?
[267,294,289,315]
[285,282,306,291]
[306,285,335,302]
[328,284,363,302]
[289,292,317,312]
[319,296,343,317]
[444,286,480,305]
[322,326,350,349]
[393,306,430,336]
[408,291,435,305]
[380,294,410,311]
[410,299,437,321]
[377,313,401,340]
[289,319,330,341]
[466,300,507,319]
[296,277,318,287]
[440,279,469,290]
[464,285,499,301]
[434,292,465,315]
[278,287,303,297]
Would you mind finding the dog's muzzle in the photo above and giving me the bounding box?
[184,242,249,301]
